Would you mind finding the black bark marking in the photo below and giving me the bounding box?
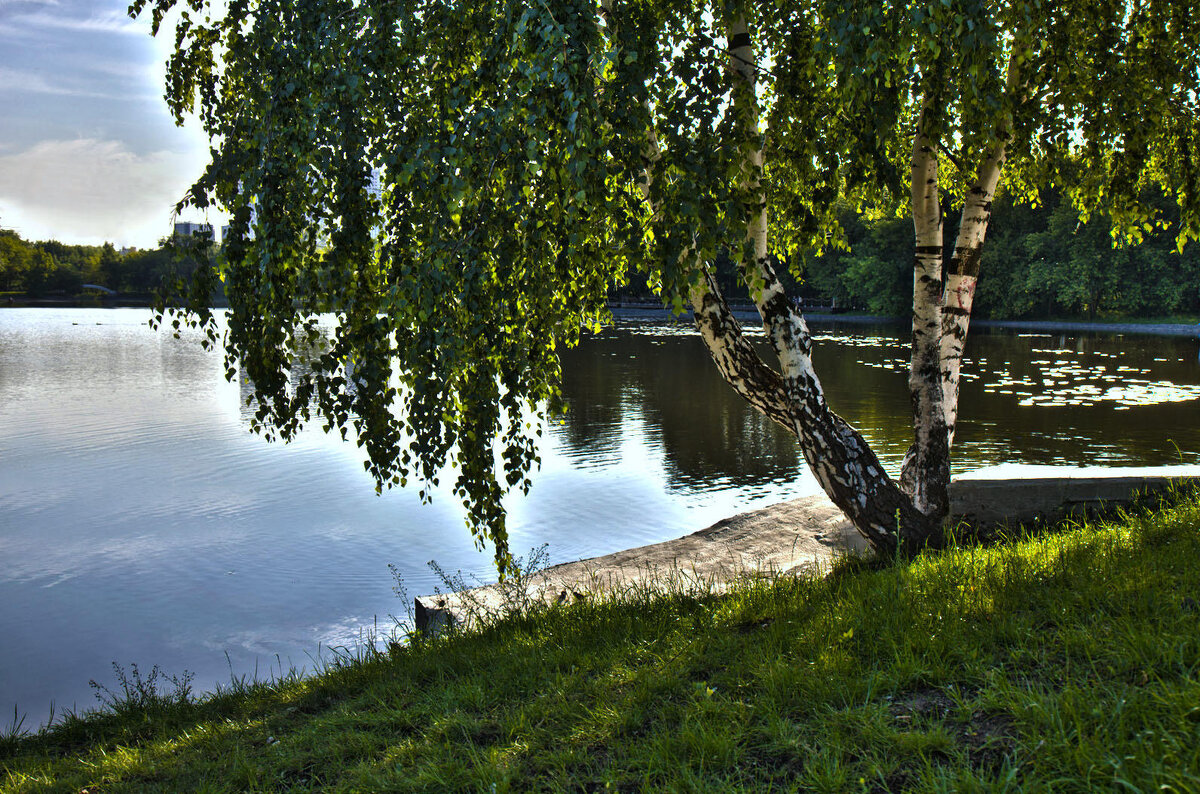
[695,267,939,554]
[962,247,983,276]
[948,245,984,278]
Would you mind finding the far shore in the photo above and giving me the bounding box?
[609,302,1200,338]
[4,299,1197,338]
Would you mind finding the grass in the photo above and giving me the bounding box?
[3,489,1200,792]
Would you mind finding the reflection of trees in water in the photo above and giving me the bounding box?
[556,328,806,493]
[553,342,628,465]
[554,324,929,491]
[555,324,1200,491]
[226,321,1200,487]
[806,332,913,466]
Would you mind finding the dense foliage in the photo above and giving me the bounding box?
[782,194,1200,321]
[132,0,1200,564]
[972,195,1200,321]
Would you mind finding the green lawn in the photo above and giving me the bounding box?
[4,488,1200,792]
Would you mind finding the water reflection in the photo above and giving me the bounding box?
[954,330,1200,465]
[555,324,806,495]
[554,321,1200,491]
[1,309,1197,723]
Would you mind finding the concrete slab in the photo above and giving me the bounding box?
[414,465,1200,633]
[950,464,1200,526]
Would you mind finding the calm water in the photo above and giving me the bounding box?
[2,308,1198,721]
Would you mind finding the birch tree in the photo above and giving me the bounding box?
[135,0,1200,570]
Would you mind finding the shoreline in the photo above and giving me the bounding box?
[609,303,1200,338]
[4,302,1197,338]
[8,490,1200,791]
[415,464,1200,633]
[7,298,1190,335]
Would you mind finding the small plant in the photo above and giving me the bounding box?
[89,662,195,716]
[0,705,29,755]
[387,562,419,641]
[493,542,552,615]
[413,543,553,632]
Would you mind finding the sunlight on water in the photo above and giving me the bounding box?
[1020,380,1200,408]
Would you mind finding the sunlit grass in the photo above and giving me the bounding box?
[3,486,1200,792]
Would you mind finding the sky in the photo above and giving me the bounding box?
[0,0,221,248]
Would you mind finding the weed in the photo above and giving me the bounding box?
[88,662,195,715]
[0,706,28,757]
[420,542,554,632]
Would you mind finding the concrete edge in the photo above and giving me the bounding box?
[414,465,1200,634]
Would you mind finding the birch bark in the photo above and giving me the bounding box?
[939,54,1024,446]
[901,98,951,520]
[716,16,938,552]
[599,2,940,553]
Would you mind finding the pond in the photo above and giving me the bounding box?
[2,307,1198,723]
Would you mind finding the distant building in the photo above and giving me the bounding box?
[173,221,213,239]
[220,225,231,243]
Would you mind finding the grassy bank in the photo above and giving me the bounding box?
[4,491,1200,792]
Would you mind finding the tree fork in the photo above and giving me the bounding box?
[691,270,941,555]
[717,14,939,554]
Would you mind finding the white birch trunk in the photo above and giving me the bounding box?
[939,55,1023,447]
[717,16,937,552]
[900,98,952,520]
[599,1,940,553]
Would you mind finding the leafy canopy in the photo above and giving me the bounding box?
[134,0,1200,569]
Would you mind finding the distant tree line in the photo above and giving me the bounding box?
[5,190,1197,318]
[0,229,199,298]
[615,191,1200,321]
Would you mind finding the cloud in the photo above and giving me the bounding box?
[0,8,144,37]
[0,0,158,99]
[0,0,60,8]
[87,57,151,79]
[0,65,140,99]
[0,138,224,247]
[0,66,77,96]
